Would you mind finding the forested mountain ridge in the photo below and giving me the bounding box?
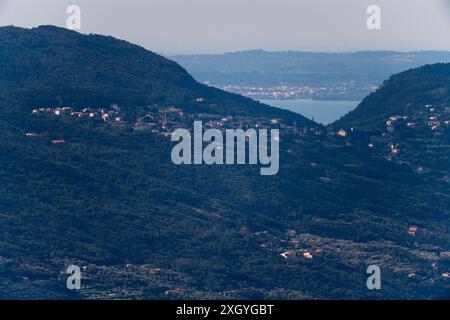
[0,26,449,300]
[335,63,450,128]
[333,63,450,178]
[0,25,313,126]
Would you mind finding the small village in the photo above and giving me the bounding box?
[29,102,450,150]
[334,103,450,180]
[32,103,124,124]
[250,227,450,283]
[27,101,325,142]
[26,101,450,195]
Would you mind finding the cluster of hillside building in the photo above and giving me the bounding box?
[134,105,322,138]
[30,103,325,139]
[385,104,450,133]
[32,104,123,123]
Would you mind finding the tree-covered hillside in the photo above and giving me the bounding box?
[0,26,313,126]
[0,26,449,300]
[334,63,450,128]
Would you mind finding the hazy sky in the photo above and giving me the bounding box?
[0,0,449,54]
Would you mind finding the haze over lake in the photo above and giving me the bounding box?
[260,99,360,125]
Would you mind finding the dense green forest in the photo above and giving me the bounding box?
[0,26,313,126]
[0,26,449,299]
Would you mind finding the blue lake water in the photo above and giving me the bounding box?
[259,99,360,125]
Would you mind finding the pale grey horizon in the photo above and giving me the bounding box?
[0,0,449,55]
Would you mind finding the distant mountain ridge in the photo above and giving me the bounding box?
[172,49,450,84]
[171,50,450,100]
